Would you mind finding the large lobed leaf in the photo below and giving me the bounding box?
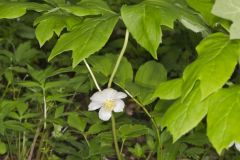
[34,14,82,47]
[121,0,177,59]
[187,0,219,26]
[161,33,240,143]
[161,83,208,141]
[0,2,50,19]
[48,15,119,67]
[153,78,183,100]
[182,33,240,100]
[206,86,240,154]
[212,0,240,39]
[121,0,207,59]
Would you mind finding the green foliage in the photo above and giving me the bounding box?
[182,33,240,100]
[121,0,205,58]
[161,84,208,141]
[34,14,81,47]
[0,2,49,19]
[206,86,240,153]
[0,0,240,159]
[153,78,183,100]
[187,0,218,26]
[212,0,240,39]
[0,141,6,155]
[49,15,119,67]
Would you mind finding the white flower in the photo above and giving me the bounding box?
[88,88,127,121]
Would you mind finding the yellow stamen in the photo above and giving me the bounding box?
[103,100,115,111]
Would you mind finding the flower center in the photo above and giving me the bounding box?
[103,100,115,111]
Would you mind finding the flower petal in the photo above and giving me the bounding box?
[90,91,106,103]
[88,101,102,111]
[114,91,127,99]
[113,100,125,112]
[102,88,118,99]
[235,142,240,152]
[99,107,112,121]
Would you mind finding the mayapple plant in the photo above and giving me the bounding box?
[88,88,127,121]
[1,0,240,159]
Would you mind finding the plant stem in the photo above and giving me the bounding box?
[124,90,162,160]
[27,125,41,160]
[83,134,90,147]
[146,151,153,160]
[112,114,122,160]
[107,30,129,159]
[42,88,47,129]
[107,30,129,88]
[120,139,125,154]
[83,59,101,91]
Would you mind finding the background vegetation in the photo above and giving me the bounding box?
[0,0,240,159]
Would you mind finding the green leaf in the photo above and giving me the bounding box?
[162,83,208,141]
[121,0,205,58]
[4,69,13,85]
[135,61,167,88]
[0,2,50,19]
[17,81,41,88]
[125,82,155,105]
[212,0,240,39]
[0,141,6,155]
[67,113,86,132]
[14,42,39,63]
[48,15,118,67]
[126,61,167,105]
[121,1,174,58]
[45,80,69,90]
[129,143,144,158]
[54,106,64,119]
[182,33,240,100]
[44,0,65,5]
[76,0,116,15]
[59,0,105,17]
[119,124,150,139]
[206,86,240,153]
[88,54,133,87]
[16,102,28,116]
[153,78,183,100]
[34,14,81,47]
[187,0,219,26]
[86,123,109,135]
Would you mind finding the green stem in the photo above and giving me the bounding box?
[146,151,153,160]
[107,30,129,159]
[120,139,125,154]
[112,114,122,160]
[27,124,41,160]
[42,88,47,129]
[84,59,102,91]
[124,90,162,160]
[107,30,129,88]
[83,134,90,147]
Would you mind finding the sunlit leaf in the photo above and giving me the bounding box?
[49,15,118,67]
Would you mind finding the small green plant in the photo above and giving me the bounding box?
[0,0,240,159]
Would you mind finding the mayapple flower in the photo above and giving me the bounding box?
[88,88,127,121]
